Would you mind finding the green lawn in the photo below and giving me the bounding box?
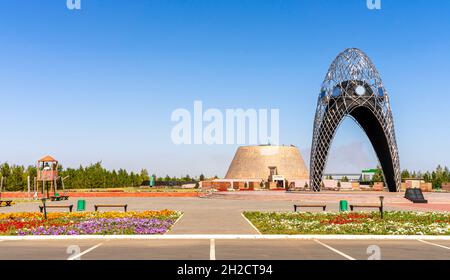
[243,211,450,235]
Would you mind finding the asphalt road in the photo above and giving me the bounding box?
[0,239,449,260]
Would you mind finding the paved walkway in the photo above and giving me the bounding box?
[209,191,450,204]
[169,199,258,234]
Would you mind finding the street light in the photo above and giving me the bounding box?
[379,196,384,219]
[41,197,47,220]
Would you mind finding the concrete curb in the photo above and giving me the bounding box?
[1,234,450,241]
[166,213,184,234]
[241,213,262,235]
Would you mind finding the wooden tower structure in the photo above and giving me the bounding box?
[37,155,59,199]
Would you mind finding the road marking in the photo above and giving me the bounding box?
[166,213,184,234]
[241,213,262,235]
[210,239,216,260]
[313,239,355,260]
[67,241,107,260]
[417,239,450,250]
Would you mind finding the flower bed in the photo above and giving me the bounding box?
[243,211,450,235]
[0,210,181,236]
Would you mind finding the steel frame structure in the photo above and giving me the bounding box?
[310,48,400,192]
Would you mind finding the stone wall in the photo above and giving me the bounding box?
[442,183,450,192]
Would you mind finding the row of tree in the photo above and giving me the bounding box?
[1,161,448,191]
[325,165,449,190]
[0,162,205,192]
[401,165,450,189]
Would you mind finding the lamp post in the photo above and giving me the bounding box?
[379,196,384,219]
[41,197,47,220]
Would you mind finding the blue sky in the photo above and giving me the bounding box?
[0,0,449,177]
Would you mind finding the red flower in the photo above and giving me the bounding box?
[0,220,71,233]
[322,213,372,225]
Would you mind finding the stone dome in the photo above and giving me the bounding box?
[225,145,309,181]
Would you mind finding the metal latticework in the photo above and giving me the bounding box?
[310,48,401,192]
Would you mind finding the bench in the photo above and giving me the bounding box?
[294,204,327,212]
[0,200,13,207]
[39,205,73,213]
[350,204,384,218]
[50,196,69,201]
[349,196,385,218]
[349,204,382,212]
[94,204,128,212]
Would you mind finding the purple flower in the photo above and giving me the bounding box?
[17,217,176,236]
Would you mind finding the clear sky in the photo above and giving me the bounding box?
[0,0,449,177]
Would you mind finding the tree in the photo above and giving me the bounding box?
[0,163,11,189]
[431,165,446,189]
[140,169,150,181]
[199,174,205,181]
[423,172,431,183]
[26,165,37,181]
[372,167,385,183]
[4,165,26,191]
[401,169,411,179]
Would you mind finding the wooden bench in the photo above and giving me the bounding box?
[0,200,13,207]
[350,204,384,218]
[94,204,128,212]
[350,196,385,218]
[39,205,73,213]
[50,196,69,201]
[294,204,327,212]
[349,204,382,212]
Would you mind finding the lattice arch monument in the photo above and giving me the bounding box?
[310,48,401,192]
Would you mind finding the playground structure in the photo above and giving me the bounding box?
[36,155,68,200]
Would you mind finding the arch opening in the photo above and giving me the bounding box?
[349,106,398,192]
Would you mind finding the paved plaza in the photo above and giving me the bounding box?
[4,192,450,234]
[1,192,450,260]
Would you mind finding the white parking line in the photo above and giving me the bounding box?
[417,239,450,250]
[67,241,107,260]
[210,239,216,260]
[166,213,184,234]
[241,213,262,235]
[313,239,355,260]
